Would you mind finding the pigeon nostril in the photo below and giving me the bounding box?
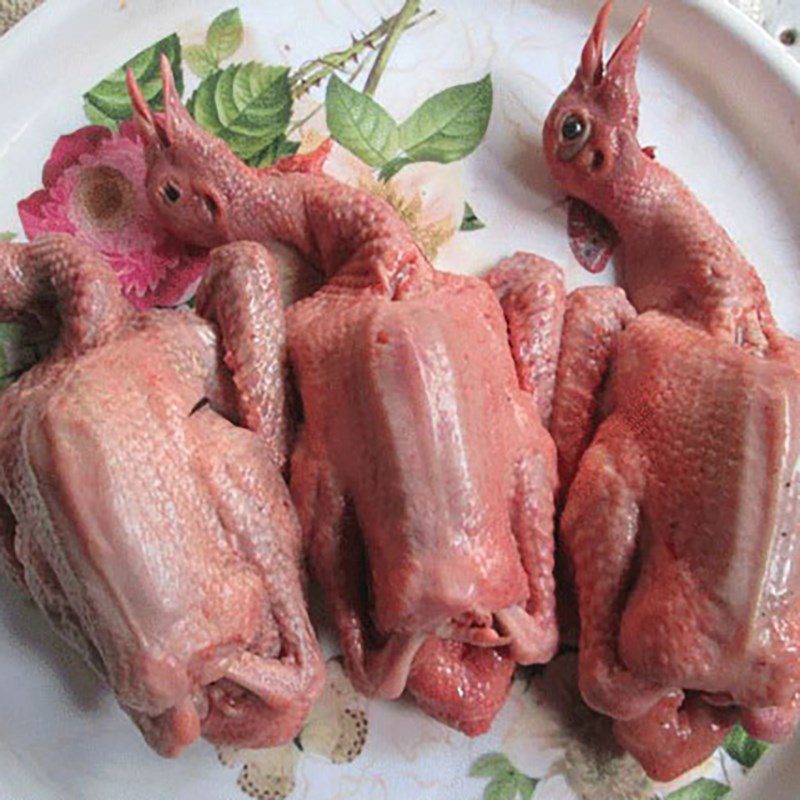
[189,398,210,417]
[163,183,181,203]
[201,192,219,218]
[591,150,605,171]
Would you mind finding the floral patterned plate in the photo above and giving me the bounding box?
[0,1,799,798]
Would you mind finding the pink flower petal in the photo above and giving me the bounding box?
[18,124,210,311]
[42,126,112,187]
[118,118,144,144]
[143,252,210,309]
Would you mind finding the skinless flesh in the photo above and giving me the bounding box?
[0,236,323,757]
[544,0,800,780]
[126,60,562,734]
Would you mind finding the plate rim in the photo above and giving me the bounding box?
[0,2,799,799]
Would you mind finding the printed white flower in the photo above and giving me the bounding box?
[293,96,467,262]
[217,658,369,800]
[218,743,301,800]
[298,658,368,764]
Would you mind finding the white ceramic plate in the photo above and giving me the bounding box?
[0,1,799,798]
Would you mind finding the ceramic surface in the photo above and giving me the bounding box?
[0,2,798,798]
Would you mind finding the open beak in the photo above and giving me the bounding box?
[126,66,158,144]
[159,54,187,130]
[579,0,613,86]
[606,4,651,85]
[126,54,195,148]
[578,1,651,90]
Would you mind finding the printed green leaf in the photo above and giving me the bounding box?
[0,232,17,242]
[0,323,54,389]
[484,773,519,800]
[0,324,13,390]
[251,136,301,168]
[325,75,400,168]
[188,62,292,163]
[398,74,492,163]
[207,8,244,62]
[83,33,183,127]
[664,778,731,800]
[184,44,218,79]
[470,753,514,779]
[723,724,768,768]
[515,774,538,800]
[83,100,118,128]
[460,201,485,231]
[377,155,414,182]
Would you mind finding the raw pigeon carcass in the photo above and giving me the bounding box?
[543,1,800,779]
[0,234,323,757]
[127,58,562,735]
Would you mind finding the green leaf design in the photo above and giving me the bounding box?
[0,232,17,242]
[377,155,413,182]
[723,724,768,768]
[460,201,485,231]
[484,773,519,800]
[323,71,492,179]
[250,136,301,168]
[83,101,118,128]
[398,74,492,163]
[0,322,12,376]
[0,325,12,390]
[184,44,218,79]
[471,752,539,800]
[515,775,538,800]
[325,75,400,168]
[83,33,183,127]
[0,323,54,389]
[188,62,292,163]
[470,753,514,779]
[664,778,731,800]
[207,8,244,62]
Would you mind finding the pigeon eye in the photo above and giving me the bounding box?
[562,114,585,141]
[559,113,592,160]
[162,182,181,203]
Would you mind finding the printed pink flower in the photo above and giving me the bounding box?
[18,121,208,309]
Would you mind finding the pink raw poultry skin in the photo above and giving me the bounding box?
[0,235,323,757]
[544,1,800,780]
[128,59,562,735]
[289,263,559,732]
